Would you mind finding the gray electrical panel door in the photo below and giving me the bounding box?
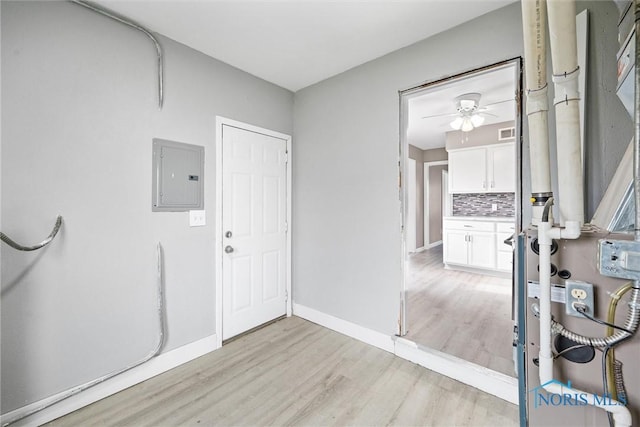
[152,138,204,211]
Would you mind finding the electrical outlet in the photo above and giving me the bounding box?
[565,280,594,318]
[491,203,498,211]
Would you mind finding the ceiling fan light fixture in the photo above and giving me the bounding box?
[460,117,474,132]
[470,114,485,127]
[450,116,464,130]
[459,99,476,111]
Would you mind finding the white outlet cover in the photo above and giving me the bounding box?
[189,210,206,227]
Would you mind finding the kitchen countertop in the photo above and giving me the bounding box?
[443,216,515,223]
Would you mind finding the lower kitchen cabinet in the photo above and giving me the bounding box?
[496,222,516,272]
[468,231,497,269]
[443,218,514,273]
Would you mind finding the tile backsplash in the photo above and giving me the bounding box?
[452,193,515,217]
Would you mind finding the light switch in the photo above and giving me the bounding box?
[491,203,498,211]
[189,210,206,227]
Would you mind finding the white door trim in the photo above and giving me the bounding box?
[423,160,448,248]
[215,116,292,349]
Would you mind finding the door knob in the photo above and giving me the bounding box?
[225,245,234,254]
[225,231,232,238]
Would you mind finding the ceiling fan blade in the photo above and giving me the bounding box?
[482,98,515,108]
[479,111,499,117]
[421,112,459,119]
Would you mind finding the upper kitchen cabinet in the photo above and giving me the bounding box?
[448,142,515,193]
[448,147,487,193]
[487,143,516,192]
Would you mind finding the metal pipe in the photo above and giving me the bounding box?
[0,215,63,251]
[69,0,164,109]
[2,243,167,426]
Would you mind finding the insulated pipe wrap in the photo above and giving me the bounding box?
[522,0,548,90]
[552,68,580,105]
[547,0,584,225]
[522,0,553,222]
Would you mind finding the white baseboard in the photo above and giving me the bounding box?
[2,334,219,427]
[292,303,395,353]
[394,337,518,404]
[425,240,443,249]
[293,303,518,406]
[444,263,511,278]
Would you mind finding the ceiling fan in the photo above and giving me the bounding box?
[422,92,512,132]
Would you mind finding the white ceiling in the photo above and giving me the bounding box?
[94,0,516,92]
[407,63,517,150]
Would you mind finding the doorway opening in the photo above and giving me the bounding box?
[399,59,523,378]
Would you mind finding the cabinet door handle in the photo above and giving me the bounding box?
[490,181,495,188]
[482,181,487,189]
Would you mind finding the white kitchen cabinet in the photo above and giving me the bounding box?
[448,143,515,193]
[496,222,516,272]
[488,143,516,192]
[448,149,487,193]
[443,219,496,269]
[444,229,469,265]
[468,232,496,269]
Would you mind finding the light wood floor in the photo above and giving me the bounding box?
[48,316,518,426]
[405,246,515,377]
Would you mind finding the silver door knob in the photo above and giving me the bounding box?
[225,231,232,238]
[225,245,234,254]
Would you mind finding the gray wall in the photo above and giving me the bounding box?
[446,120,516,150]
[292,3,525,334]
[408,145,424,248]
[423,147,448,163]
[1,1,293,413]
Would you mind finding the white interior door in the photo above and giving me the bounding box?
[222,125,288,340]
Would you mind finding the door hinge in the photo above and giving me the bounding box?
[285,221,289,232]
[285,289,289,302]
[284,151,289,164]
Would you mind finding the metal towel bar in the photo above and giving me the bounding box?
[0,215,63,251]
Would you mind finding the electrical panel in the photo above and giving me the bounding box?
[152,138,204,212]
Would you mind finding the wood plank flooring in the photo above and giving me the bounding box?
[405,246,515,377]
[48,316,518,426]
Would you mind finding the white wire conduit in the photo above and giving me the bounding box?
[2,243,167,426]
[69,0,164,109]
